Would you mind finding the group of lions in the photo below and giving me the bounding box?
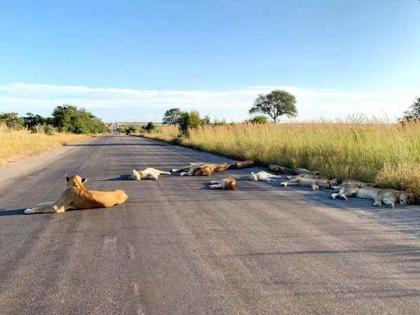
[25,160,416,214]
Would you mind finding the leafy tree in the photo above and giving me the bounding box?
[163,108,181,125]
[178,111,202,137]
[51,105,106,134]
[23,112,46,130]
[0,112,24,129]
[143,122,156,133]
[249,90,297,123]
[402,97,420,122]
[248,115,269,124]
[125,125,138,135]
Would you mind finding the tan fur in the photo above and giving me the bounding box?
[331,180,372,200]
[357,187,415,208]
[268,164,291,174]
[208,177,237,190]
[228,160,254,169]
[25,175,128,214]
[177,162,229,176]
[131,168,170,180]
[294,168,320,175]
[281,174,337,191]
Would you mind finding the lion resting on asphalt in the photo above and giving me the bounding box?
[281,174,338,191]
[25,175,128,214]
[249,171,283,182]
[131,168,171,180]
[172,162,229,176]
[208,177,237,190]
[228,160,254,169]
[331,181,415,208]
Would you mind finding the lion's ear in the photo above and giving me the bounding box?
[65,175,70,182]
[81,177,87,183]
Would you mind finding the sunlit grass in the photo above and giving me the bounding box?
[0,124,92,165]
[145,122,420,196]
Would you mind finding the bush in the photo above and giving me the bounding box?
[143,122,156,133]
[125,126,138,135]
[248,115,269,124]
[178,111,202,137]
[51,105,106,134]
[0,113,24,129]
[23,113,47,131]
[43,125,55,135]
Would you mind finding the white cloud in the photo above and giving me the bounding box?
[0,81,418,122]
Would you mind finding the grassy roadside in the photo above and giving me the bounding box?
[0,125,93,165]
[143,123,420,197]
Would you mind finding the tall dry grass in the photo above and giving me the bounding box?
[145,122,420,196]
[0,125,92,165]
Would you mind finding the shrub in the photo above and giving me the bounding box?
[51,105,106,134]
[143,122,156,133]
[248,115,269,124]
[0,112,24,129]
[178,111,202,137]
[125,126,138,135]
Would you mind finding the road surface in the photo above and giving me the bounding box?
[1,135,420,315]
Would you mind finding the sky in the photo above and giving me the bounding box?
[0,0,419,122]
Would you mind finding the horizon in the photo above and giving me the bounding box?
[0,1,419,121]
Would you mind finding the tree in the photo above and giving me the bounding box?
[248,115,269,124]
[178,111,202,137]
[402,97,420,122]
[23,112,47,130]
[249,90,297,123]
[51,105,106,134]
[0,112,24,129]
[162,108,181,125]
[143,122,156,133]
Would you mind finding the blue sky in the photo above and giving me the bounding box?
[0,0,419,121]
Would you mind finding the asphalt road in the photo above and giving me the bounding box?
[1,135,420,315]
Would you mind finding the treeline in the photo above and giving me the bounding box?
[0,105,107,134]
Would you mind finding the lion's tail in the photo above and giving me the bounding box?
[24,201,55,214]
[115,190,128,205]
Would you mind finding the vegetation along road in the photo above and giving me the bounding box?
[1,135,420,314]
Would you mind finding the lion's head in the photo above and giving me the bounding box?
[65,174,87,188]
[399,191,416,206]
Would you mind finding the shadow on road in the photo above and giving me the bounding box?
[65,143,166,147]
[0,208,26,216]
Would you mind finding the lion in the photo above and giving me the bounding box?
[355,187,415,208]
[24,175,128,214]
[172,162,229,176]
[228,160,254,170]
[249,171,283,182]
[281,174,338,191]
[208,177,237,190]
[268,164,320,175]
[330,180,372,200]
[131,168,171,180]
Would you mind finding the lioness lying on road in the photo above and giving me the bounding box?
[281,174,338,191]
[269,164,320,175]
[330,180,372,200]
[25,175,128,214]
[249,171,283,182]
[172,162,229,176]
[331,182,415,207]
[228,160,254,169]
[131,168,171,180]
[208,177,237,190]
